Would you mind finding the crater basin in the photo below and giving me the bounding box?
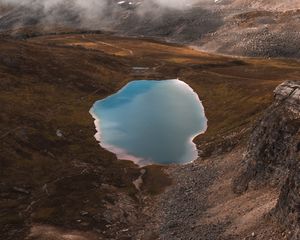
[90,79,207,165]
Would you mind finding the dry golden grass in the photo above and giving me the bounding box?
[1,31,300,239]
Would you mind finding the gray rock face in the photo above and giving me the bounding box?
[233,80,300,193]
[233,80,300,237]
[273,82,300,239]
[274,81,300,109]
[275,163,300,240]
[199,10,300,59]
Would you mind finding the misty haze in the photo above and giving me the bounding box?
[0,0,299,240]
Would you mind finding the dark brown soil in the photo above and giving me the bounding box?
[1,31,300,239]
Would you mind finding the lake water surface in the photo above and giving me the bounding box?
[90,79,207,165]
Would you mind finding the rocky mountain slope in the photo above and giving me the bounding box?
[223,0,300,11]
[0,1,299,239]
[234,81,300,239]
[1,31,300,239]
[199,8,300,58]
[129,80,300,240]
[1,0,299,58]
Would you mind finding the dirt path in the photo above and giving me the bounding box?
[80,35,134,55]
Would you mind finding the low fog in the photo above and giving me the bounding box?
[0,0,207,10]
[0,0,215,29]
[0,0,218,31]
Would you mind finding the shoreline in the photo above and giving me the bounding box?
[89,107,145,165]
[89,79,208,166]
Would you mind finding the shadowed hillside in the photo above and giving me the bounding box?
[1,31,300,239]
[0,0,299,58]
[1,1,300,240]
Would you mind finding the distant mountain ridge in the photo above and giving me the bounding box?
[222,0,300,11]
[0,0,299,58]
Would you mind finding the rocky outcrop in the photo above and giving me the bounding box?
[233,80,300,192]
[273,81,300,239]
[275,162,300,240]
[233,80,300,238]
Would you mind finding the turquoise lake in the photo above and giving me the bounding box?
[90,79,207,165]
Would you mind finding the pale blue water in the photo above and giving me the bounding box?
[90,79,207,165]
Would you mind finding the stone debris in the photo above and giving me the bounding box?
[56,129,63,137]
[233,80,300,237]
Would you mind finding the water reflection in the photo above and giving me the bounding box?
[90,79,207,165]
